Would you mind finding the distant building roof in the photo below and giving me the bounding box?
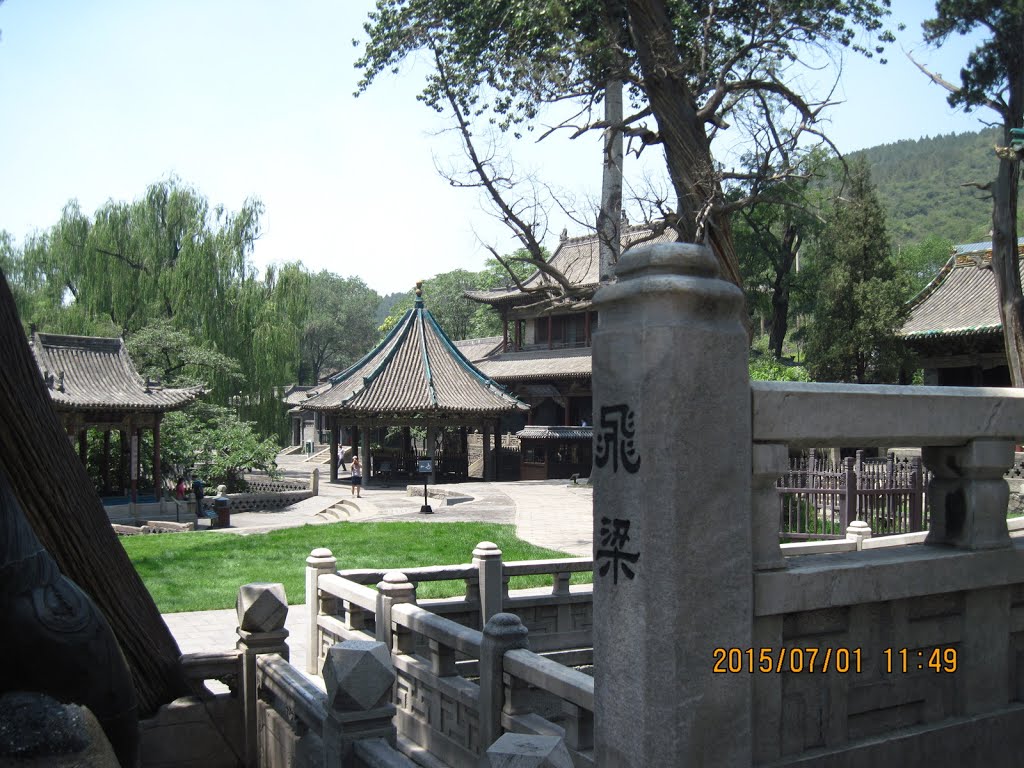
[475,346,592,382]
[453,336,504,364]
[465,222,677,306]
[32,333,202,412]
[900,238,1024,340]
[302,295,528,417]
[517,425,593,441]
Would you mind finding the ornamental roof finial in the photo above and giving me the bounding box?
[415,280,424,308]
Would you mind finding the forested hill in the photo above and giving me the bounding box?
[854,126,1022,247]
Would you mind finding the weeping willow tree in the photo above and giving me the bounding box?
[11,178,309,439]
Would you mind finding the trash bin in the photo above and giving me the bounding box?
[304,440,314,455]
[214,493,231,528]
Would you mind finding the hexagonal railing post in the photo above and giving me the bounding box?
[236,582,289,768]
[375,571,416,655]
[472,541,506,624]
[484,733,573,767]
[479,613,529,754]
[321,640,397,768]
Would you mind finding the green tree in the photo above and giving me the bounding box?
[918,3,1023,383]
[357,0,895,292]
[805,160,909,383]
[300,272,381,383]
[898,236,954,297]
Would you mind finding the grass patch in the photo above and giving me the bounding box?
[121,522,586,613]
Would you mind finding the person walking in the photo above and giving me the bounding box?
[350,456,362,498]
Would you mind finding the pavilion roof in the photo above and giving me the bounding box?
[31,333,203,412]
[900,238,1024,340]
[464,222,677,306]
[301,295,528,417]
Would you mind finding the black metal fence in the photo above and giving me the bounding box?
[778,450,930,539]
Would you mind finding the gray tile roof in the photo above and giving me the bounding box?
[517,425,593,440]
[465,223,677,305]
[302,299,528,417]
[900,238,1024,339]
[32,333,203,412]
[453,336,504,363]
[475,347,592,381]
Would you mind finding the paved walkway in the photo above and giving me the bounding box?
[163,454,593,672]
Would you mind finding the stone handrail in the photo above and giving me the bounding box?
[257,653,328,735]
[751,380,1024,447]
[503,648,594,710]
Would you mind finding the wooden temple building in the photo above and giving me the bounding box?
[300,285,529,486]
[31,333,202,501]
[900,237,1024,386]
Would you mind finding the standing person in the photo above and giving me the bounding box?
[350,456,362,498]
[192,476,205,519]
[174,477,186,500]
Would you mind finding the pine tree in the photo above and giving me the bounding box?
[805,160,908,383]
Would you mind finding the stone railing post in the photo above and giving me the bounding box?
[923,438,1014,549]
[846,519,872,549]
[321,640,397,768]
[311,467,320,495]
[306,548,338,674]
[484,733,573,767]
[236,582,290,768]
[479,613,529,753]
[752,443,788,571]
[375,572,416,655]
[473,541,505,624]
[592,242,752,766]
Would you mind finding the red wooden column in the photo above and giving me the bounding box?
[101,429,111,494]
[78,427,88,462]
[329,413,339,483]
[153,414,162,497]
[502,308,509,352]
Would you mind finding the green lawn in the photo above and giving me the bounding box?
[120,522,584,613]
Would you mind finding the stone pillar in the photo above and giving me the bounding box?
[321,640,398,768]
[479,613,529,754]
[306,548,337,674]
[846,519,872,549]
[311,467,320,495]
[236,583,290,768]
[484,733,573,768]
[591,242,752,766]
[375,572,416,655]
[472,541,505,624]
[752,443,788,571]
[923,438,1014,549]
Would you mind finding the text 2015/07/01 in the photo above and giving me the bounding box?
[712,647,959,674]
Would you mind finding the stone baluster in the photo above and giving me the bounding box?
[561,701,594,752]
[591,242,752,766]
[321,640,398,768]
[752,443,788,571]
[484,733,573,767]
[479,613,529,754]
[375,571,416,655]
[306,548,337,674]
[473,541,505,624]
[236,582,290,768]
[846,519,872,549]
[923,438,1015,549]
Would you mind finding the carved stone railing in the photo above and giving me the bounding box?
[306,547,595,765]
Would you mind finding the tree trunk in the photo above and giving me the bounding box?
[597,77,624,281]
[992,72,1023,386]
[625,0,742,291]
[769,224,800,358]
[0,270,188,716]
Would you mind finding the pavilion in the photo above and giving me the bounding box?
[900,237,1024,386]
[31,332,203,501]
[300,285,529,485]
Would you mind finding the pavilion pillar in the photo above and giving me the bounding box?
[515,318,522,351]
[493,420,502,482]
[591,242,752,766]
[101,430,111,494]
[547,315,553,350]
[460,427,468,480]
[132,426,141,503]
[117,429,126,495]
[330,414,339,483]
[361,427,371,487]
[153,415,162,497]
[426,425,437,484]
[78,427,87,463]
[502,309,509,352]
[481,424,491,481]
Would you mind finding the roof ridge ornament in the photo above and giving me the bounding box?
[415,280,424,309]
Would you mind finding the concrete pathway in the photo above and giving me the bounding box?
[163,456,593,669]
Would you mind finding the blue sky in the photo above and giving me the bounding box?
[0,1,994,296]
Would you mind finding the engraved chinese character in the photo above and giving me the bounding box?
[596,516,640,585]
[594,404,641,474]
